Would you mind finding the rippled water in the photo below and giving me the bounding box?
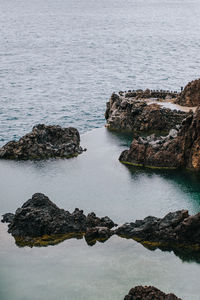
[1,0,200,143]
[1,0,200,299]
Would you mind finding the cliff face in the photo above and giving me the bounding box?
[119,107,200,170]
[105,92,188,134]
[175,78,200,107]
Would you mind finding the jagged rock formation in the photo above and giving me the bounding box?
[116,210,200,253]
[124,286,181,300]
[105,92,188,134]
[175,78,200,107]
[119,107,200,170]
[2,193,116,247]
[0,124,84,160]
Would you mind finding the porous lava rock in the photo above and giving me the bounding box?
[116,210,200,252]
[124,286,182,300]
[105,92,188,134]
[119,106,200,170]
[2,193,116,247]
[0,124,84,160]
[175,78,200,107]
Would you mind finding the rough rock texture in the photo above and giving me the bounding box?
[105,92,188,134]
[119,107,200,170]
[2,193,116,247]
[124,286,181,300]
[0,124,84,160]
[85,226,113,246]
[175,78,200,107]
[116,210,200,252]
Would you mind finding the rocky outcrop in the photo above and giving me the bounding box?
[119,107,200,170]
[175,78,200,107]
[116,210,200,253]
[2,193,116,247]
[105,92,188,134]
[0,124,84,160]
[124,286,181,300]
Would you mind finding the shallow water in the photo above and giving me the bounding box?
[1,128,200,300]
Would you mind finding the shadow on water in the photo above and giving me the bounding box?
[105,129,134,147]
[106,128,200,208]
[125,165,200,205]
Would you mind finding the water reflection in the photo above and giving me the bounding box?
[7,227,200,264]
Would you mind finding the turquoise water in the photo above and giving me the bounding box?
[1,128,200,300]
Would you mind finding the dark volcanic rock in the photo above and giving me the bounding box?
[2,193,116,247]
[86,212,117,229]
[85,226,113,246]
[0,124,84,160]
[124,286,182,300]
[2,213,15,223]
[105,92,188,134]
[119,106,200,170]
[116,210,200,252]
[175,78,200,107]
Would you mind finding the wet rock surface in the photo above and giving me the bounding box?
[0,124,84,160]
[119,106,200,170]
[175,78,200,107]
[124,286,182,300]
[105,91,188,134]
[2,193,116,247]
[116,210,200,252]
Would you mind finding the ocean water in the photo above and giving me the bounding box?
[1,0,200,299]
[1,0,200,144]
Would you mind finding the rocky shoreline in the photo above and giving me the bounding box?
[2,193,116,247]
[105,78,200,171]
[119,106,200,170]
[105,91,189,134]
[116,210,200,255]
[0,124,85,160]
[105,79,199,135]
[2,193,200,259]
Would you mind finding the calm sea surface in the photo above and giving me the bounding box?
[1,0,200,299]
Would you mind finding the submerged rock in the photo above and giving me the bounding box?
[2,193,116,247]
[0,124,84,160]
[119,106,200,170]
[124,286,182,300]
[116,210,200,253]
[105,92,188,134]
[175,78,200,107]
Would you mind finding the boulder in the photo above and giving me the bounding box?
[119,107,200,170]
[124,286,182,300]
[175,78,200,107]
[0,124,84,160]
[105,92,188,134]
[2,193,116,247]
